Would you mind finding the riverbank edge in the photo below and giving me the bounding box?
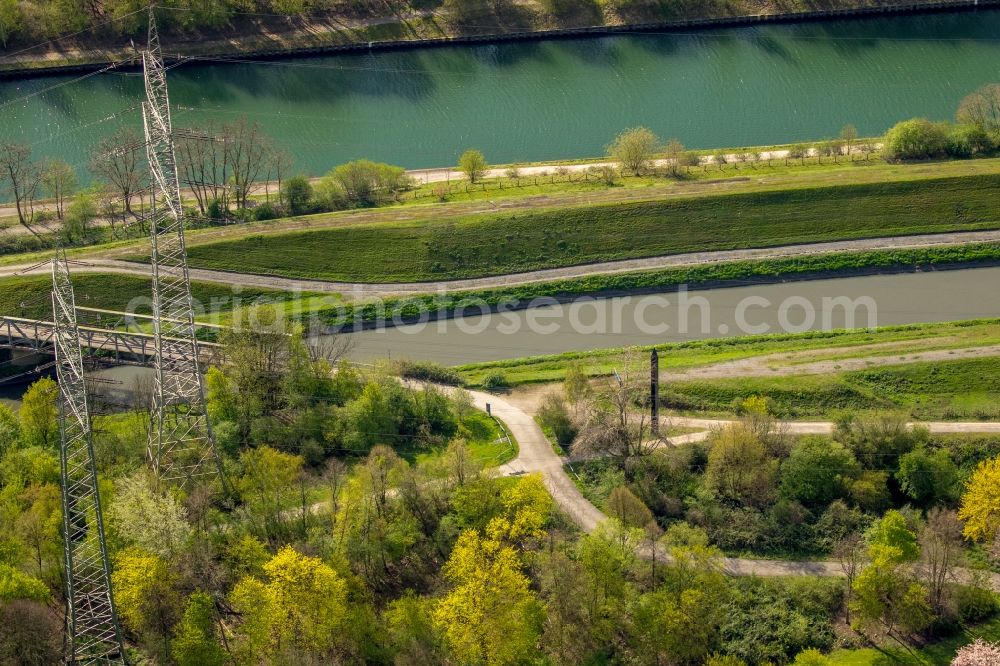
[1,0,996,78]
[451,316,1000,384]
[318,243,1000,332]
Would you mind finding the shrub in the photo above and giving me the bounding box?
[954,582,999,623]
[883,118,949,160]
[704,655,747,666]
[947,123,994,158]
[251,202,282,221]
[793,649,832,665]
[812,500,868,552]
[705,424,777,509]
[721,577,839,664]
[833,412,926,470]
[607,126,659,175]
[847,470,891,512]
[458,149,487,183]
[766,499,815,552]
[324,160,409,207]
[588,164,617,185]
[343,380,457,451]
[281,175,313,215]
[896,447,958,506]
[537,392,577,448]
[0,600,62,666]
[206,197,226,220]
[780,436,858,507]
[680,151,701,167]
[396,360,463,386]
[0,563,49,602]
[480,372,509,391]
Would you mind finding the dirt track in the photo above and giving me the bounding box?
[488,384,1000,587]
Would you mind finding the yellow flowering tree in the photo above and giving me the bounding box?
[432,475,550,665]
[433,528,543,665]
[958,457,1000,551]
[230,546,347,662]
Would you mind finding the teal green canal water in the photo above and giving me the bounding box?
[4,9,1000,177]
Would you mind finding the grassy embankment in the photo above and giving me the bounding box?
[455,319,1000,386]
[0,142,899,266]
[7,147,1000,270]
[0,273,307,324]
[177,173,1000,283]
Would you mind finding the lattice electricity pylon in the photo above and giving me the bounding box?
[51,251,127,665]
[141,5,222,485]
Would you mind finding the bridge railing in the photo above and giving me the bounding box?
[0,315,222,367]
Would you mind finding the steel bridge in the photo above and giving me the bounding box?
[0,312,222,369]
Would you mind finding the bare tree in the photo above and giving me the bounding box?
[175,122,228,215]
[834,532,866,623]
[918,507,964,614]
[266,147,293,205]
[130,372,155,414]
[96,183,127,238]
[663,138,685,177]
[225,118,273,210]
[90,127,147,231]
[840,124,859,157]
[575,348,660,461]
[957,83,1000,136]
[0,143,41,234]
[324,458,347,526]
[41,159,77,220]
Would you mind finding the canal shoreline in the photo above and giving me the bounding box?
[1,0,998,79]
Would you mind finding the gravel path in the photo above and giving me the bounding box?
[496,383,1000,587]
[6,227,1000,299]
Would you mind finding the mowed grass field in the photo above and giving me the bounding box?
[180,174,1000,283]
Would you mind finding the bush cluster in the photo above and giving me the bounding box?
[883,118,995,161]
